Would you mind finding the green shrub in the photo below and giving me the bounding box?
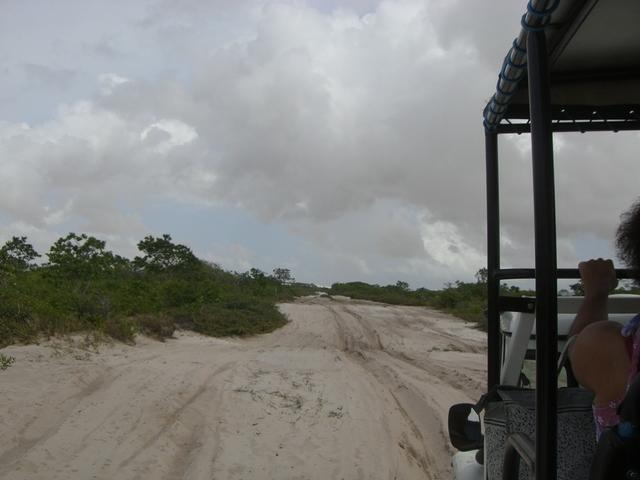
[103,316,138,344]
[135,314,175,340]
[191,300,287,337]
[0,301,38,346]
[0,353,15,370]
[329,279,490,329]
[0,233,311,346]
[329,282,430,306]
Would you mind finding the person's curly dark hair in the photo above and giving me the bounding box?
[616,199,640,280]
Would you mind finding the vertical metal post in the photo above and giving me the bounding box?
[527,30,558,480]
[485,130,501,390]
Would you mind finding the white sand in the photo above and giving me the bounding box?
[0,296,486,480]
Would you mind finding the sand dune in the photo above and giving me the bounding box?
[0,296,486,480]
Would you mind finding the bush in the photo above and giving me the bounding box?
[329,279,490,329]
[103,316,138,344]
[191,300,287,337]
[329,282,430,306]
[0,298,38,346]
[135,314,175,340]
[0,353,15,370]
[0,234,312,346]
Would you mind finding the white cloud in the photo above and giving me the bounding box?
[203,243,255,273]
[140,119,198,153]
[98,73,130,95]
[0,0,636,285]
[420,218,484,275]
[0,100,207,233]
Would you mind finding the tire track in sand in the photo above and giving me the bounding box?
[318,300,481,479]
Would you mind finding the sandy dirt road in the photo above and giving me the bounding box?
[0,296,486,480]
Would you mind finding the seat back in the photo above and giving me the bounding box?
[484,387,595,480]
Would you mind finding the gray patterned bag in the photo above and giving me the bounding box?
[484,387,596,480]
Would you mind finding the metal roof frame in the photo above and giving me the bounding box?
[484,0,640,133]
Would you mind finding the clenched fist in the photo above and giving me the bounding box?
[578,258,618,299]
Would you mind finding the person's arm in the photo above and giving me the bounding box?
[568,258,618,338]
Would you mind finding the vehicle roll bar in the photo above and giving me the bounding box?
[493,268,635,280]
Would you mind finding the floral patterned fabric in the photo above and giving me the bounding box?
[593,313,640,438]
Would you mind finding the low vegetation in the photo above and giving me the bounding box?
[330,269,535,330]
[0,353,15,370]
[329,278,494,329]
[330,269,640,331]
[0,234,317,347]
[5,233,636,347]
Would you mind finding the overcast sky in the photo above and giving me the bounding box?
[1,0,638,288]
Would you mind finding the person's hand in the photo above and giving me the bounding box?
[578,258,618,299]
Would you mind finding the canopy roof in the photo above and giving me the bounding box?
[483,0,640,133]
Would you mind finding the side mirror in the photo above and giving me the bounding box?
[448,403,483,451]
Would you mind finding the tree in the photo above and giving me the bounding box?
[249,268,266,280]
[0,236,40,272]
[242,268,271,294]
[395,280,410,291]
[47,233,124,277]
[570,281,585,296]
[272,268,294,285]
[134,234,198,271]
[475,268,488,284]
